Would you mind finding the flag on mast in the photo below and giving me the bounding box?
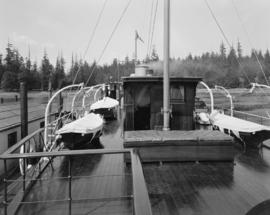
[135,30,144,43]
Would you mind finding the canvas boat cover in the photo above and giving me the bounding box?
[56,113,103,134]
[197,112,210,124]
[90,97,119,110]
[210,111,270,133]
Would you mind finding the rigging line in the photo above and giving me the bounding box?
[231,0,269,86]
[203,0,231,48]
[205,1,270,116]
[230,0,270,106]
[85,0,133,86]
[149,0,159,57]
[83,0,108,59]
[203,0,251,83]
[72,0,108,85]
[147,0,155,57]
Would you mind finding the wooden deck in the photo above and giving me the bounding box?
[124,130,235,162]
[2,120,270,214]
[14,120,133,215]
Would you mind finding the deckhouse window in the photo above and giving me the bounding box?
[8,132,17,148]
[40,121,45,128]
[170,85,185,102]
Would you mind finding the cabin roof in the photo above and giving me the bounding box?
[122,76,202,84]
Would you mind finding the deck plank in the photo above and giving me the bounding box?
[4,120,270,215]
[124,130,233,146]
[15,121,133,215]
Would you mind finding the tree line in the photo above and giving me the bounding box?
[0,43,136,91]
[152,41,270,88]
[0,41,270,91]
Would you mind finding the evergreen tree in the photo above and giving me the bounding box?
[68,56,79,84]
[251,49,257,59]
[41,51,53,91]
[53,55,65,89]
[0,54,4,86]
[187,54,193,60]
[227,46,238,68]
[20,56,32,87]
[265,50,270,64]
[219,42,226,59]
[1,71,17,91]
[32,62,41,89]
[2,43,24,89]
[264,50,270,80]
[4,43,14,72]
[257,50,264,61]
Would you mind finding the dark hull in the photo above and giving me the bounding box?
[213,125,270,147]
[91,108,117,120]
[60,130,102,149]
[239,130,270,147]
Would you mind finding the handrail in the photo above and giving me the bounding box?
[94,84,105,101]
[199,81,214,113]
[44,83,84,147]
[82,84,105,111]
[0,148,153,215]
[0,148,131,159]
[82,86,95,110]
[214,85,234,116]
[131,150,152,215]
[250,82,270,93]
[71,87,90,113]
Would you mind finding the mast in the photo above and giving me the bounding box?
[135,30,137,65]
[163,0,170,130]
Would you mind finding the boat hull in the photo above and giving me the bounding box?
[213,125,270,147]
[91,108,117,120]
[59,130,102,149]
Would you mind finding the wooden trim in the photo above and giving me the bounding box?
[2,149,153,215]
[122,76,202,83]
[131,149,152,215]
[0,149,131,159]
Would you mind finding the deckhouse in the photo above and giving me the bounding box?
[123,76,202,131]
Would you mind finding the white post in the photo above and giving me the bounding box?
[199,81,214,114]
[163,0,170,131]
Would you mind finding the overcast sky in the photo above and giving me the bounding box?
[1,0,270,68]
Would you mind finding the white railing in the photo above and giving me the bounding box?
[44,83,84,149]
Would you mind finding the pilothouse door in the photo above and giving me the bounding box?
[134,85,150,130]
